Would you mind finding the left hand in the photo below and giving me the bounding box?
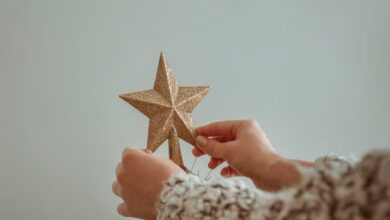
[112,147,182,219]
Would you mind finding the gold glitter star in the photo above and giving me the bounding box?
[119,53,210,171]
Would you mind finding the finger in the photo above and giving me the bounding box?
[122,147,131,159]
[192,147,205,157]
[138,148,153,154]
[196,120,244,137]
[112,181,122,197]
[192,136,233,157]
[208,158,224,169]
[196,136,231,158]
[122,147,146,164]
[122,147,148,160]
[221,166,241,178]
[210,136,235,143]
[115,163,121,175]
[117,203,131,217]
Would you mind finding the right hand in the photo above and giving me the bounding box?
[194,120,308,191]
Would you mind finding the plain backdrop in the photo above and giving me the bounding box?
[0,1,389,219]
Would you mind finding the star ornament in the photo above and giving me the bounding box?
[119,53,210,171]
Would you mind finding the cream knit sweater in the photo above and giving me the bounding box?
[157,150,390,220]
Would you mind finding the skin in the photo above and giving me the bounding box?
[112,148,182,219]
[194,120,313,191]
[112,119,313,219]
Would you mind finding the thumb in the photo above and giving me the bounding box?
[196,136,227,158]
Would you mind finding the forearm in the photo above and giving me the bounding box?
[291,159,314,167]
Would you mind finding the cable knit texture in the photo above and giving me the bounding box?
[158,150,390,220]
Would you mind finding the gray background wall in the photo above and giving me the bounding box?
[0,1,389,219]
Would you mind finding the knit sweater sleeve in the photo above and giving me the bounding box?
[157,150,390,220]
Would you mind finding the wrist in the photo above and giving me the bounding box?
[252,154,302,191]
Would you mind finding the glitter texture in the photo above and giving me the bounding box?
[119,53,210,170]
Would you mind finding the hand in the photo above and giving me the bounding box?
[194,120,310,191]
[112,148,182,219]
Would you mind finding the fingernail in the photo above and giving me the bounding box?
[221,169,229,177]
[196,136,207,147]
[192,148,199,156]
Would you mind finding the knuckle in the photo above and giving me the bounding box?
[245,119,258,126]
[117,205,121,215]
[111,181,117,192]
[117,205,123,215]
[210,146,216,157]
[117,204,129,217]
[122,150,136,163]
[204,139,214,153]
[122,147,129,157]
[241,119,260,131]
[208,140,221,157]
[116,170,126,183]
[115,163,121,174]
